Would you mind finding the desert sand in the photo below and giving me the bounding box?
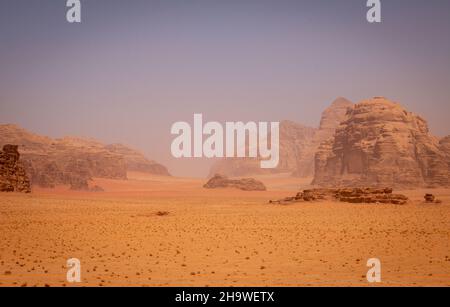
[0,172,449,287]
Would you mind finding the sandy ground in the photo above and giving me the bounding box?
[0,173,449,287]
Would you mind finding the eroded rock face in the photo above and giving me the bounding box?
[293,97,353,177]
[209,121,317,177]
[440,136,450,174]
[313,97,450,188]
[106,144,170,176]
[209,98,353,178]
[314,97,354,145]
[204,174,267,191]
[0,145,31,193]
[0,124,169,190]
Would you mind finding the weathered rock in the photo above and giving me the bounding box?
[0,125,170,189]
[209,121,317,177]
[424,194,435,203]
[204,174,267,191]
[270,187,408,205]
[209,98,353,178]
[106,144,170,176]
[440,136,450,175]
[313,97,450,188]
[0,145,31,193]
[313,97,354,146]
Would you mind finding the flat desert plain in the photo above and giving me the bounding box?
[0,173,449,287]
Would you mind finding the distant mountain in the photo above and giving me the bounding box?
[208,97,353,178]
[105,143,170,176]
[0,124,170,189]
[209,120,317,178]
[313,97,450,188]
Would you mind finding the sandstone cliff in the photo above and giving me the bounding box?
[106,144,170,176]
[313,97,449,188]
[208,121,317,177]
[208,97,353,178]
[292,97,353,176]
[0,125,170,189]
[0,145,31,193]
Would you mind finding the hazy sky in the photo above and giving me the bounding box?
[1,0,449,177]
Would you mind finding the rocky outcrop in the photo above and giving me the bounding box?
[440,136,450,175]
[270,187,408,205]
[313,97,354,146]
[209,98,353,178]
[0,145,31,193]
[424,194,436,203]
[12,136,127,189]
[293,98,353,176]
[440,136,450,154]
[313,97,450,188]
[0,124,170,190]
[106,144,170,176]
[204,174,267,191]
[424,193,442,204]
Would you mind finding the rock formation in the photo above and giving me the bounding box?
[204,174,267,191]
[424,194,436,203]
[270,187,408,205]
[423,193,442,204]
[106,144,170,176]
[440,136,450,174]
[313,97,450,188]
[0,145,31,193]
[0,124,170,190]
[313,97,354,146]
[209,98,353,178]
[292,97,353,176]
[208,121,317,177]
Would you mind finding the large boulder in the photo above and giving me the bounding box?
[204,174,267,191]
[0,145,31,193]
[313,97,449,188]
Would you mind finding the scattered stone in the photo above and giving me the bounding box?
[155,211,170,217]
[204,174,267,191]
[270,187,408,205]
[424,194,443,204]
[424,194,436,203]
